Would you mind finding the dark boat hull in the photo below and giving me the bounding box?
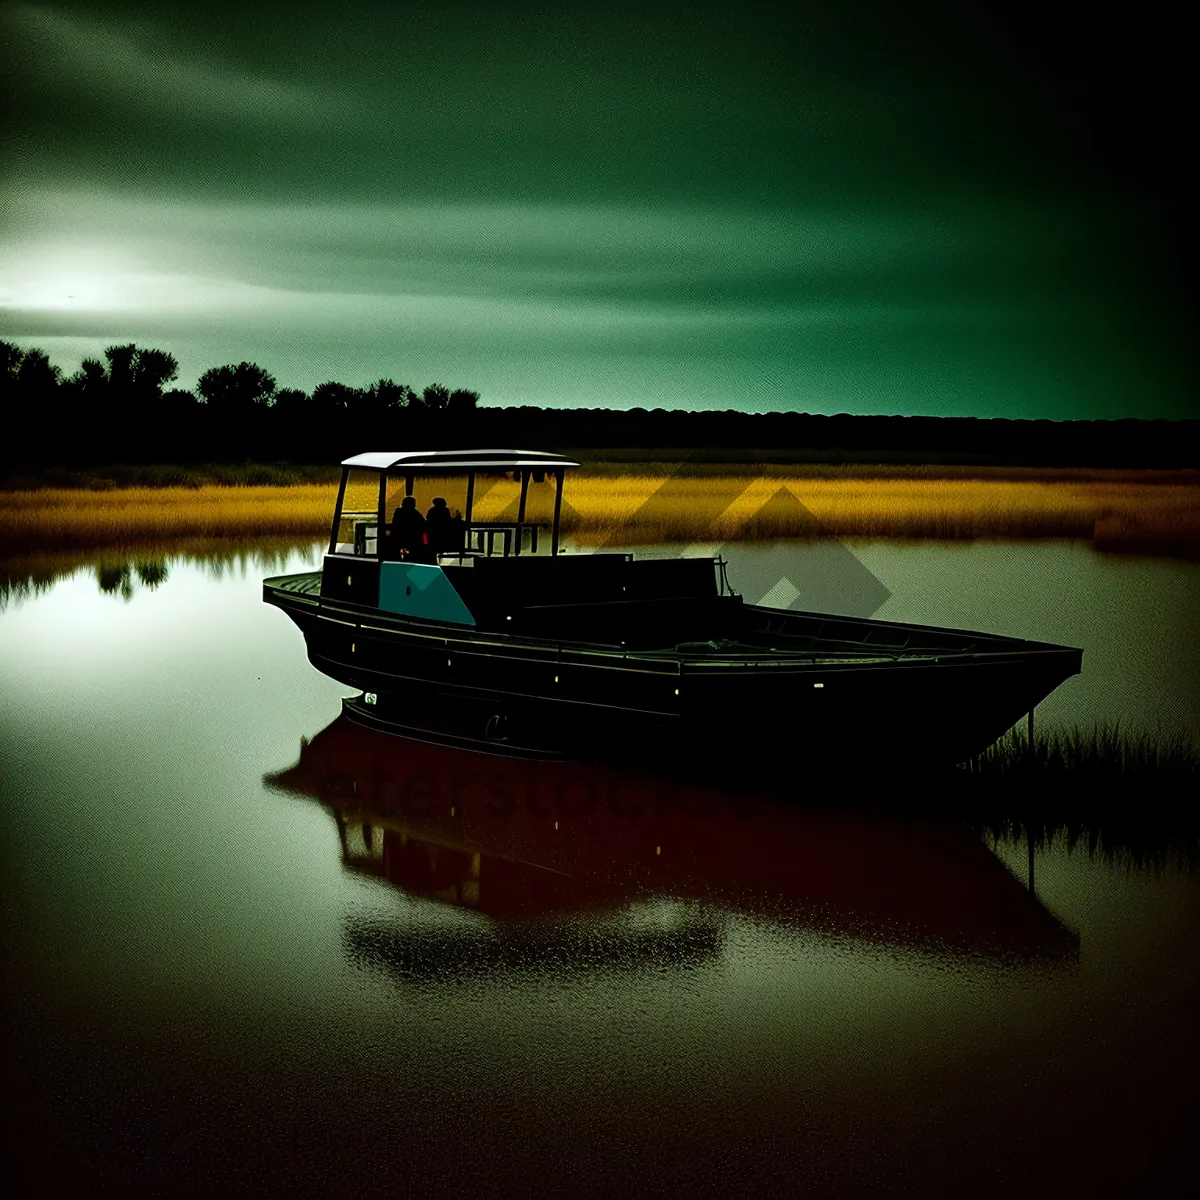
[264,571,1083,769]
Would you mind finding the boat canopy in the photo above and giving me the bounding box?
[342,449,580,471]
[331,448,579,559]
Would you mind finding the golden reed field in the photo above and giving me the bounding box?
[1,467,1197,555]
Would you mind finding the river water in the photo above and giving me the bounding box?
[2,539,1197,1195]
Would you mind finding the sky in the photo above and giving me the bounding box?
[0,1,1193,419]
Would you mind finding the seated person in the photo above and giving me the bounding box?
[390,496,426,560]
[425,496,453,556]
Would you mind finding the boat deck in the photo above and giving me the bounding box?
[272,570,323,597]
[264,569,1072,667]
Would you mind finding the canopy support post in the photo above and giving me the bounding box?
[329,468,349,553]
[551,468,564,556]
[516,470,530,556]
[376,471,387,555]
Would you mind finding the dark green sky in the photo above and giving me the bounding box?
[1,1,1193,417]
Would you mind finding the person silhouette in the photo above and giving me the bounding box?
[390,496,426,560]
[425,496,452,556]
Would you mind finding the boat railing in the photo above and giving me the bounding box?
[464,520,543,557]
[332,512,378,557]
[335,518,547,561]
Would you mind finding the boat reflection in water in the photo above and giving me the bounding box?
[265,705,1079,976]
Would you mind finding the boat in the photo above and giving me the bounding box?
[262,449,1083,770]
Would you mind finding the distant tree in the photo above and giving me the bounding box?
[14,347,60,391]
[395,383,421,409]
[365,379,415,413]
[422,383,451,412]
[311,381,362,412]
[82,345,181,418]
[101,343,179,393]
[72,358,109,391]
[0,339,23,382]
[54,357,104,438]
[198,362,277,410]
[1,344,61,451]
[104,344,138,393]
[159,389,200,434]
[272,387,310,414]
[6,348,62,423]
[59,358,109,427]
[448,388,480,416]
[133,347,179,395]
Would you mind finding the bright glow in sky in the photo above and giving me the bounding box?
[0,243,292,313]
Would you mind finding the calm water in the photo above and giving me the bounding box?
[2,540,1197,1195]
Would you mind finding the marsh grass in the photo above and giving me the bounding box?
[0,463,341,490]
[3,468,1195,555]
[0,486,336,552]
[560,472,1200,549]
[950,723,1199,868]
[972,722,1200,777]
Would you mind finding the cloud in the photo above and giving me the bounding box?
[1,185,1089,309]
[1,3,347,129]
[0,184,1132,418]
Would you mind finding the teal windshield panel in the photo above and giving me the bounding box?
[377,563,476,626]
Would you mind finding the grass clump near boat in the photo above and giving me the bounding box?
[969,723,1199,779]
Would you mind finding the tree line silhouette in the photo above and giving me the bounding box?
[2,340,1196,468]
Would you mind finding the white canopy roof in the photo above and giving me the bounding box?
[341,449,580,471]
